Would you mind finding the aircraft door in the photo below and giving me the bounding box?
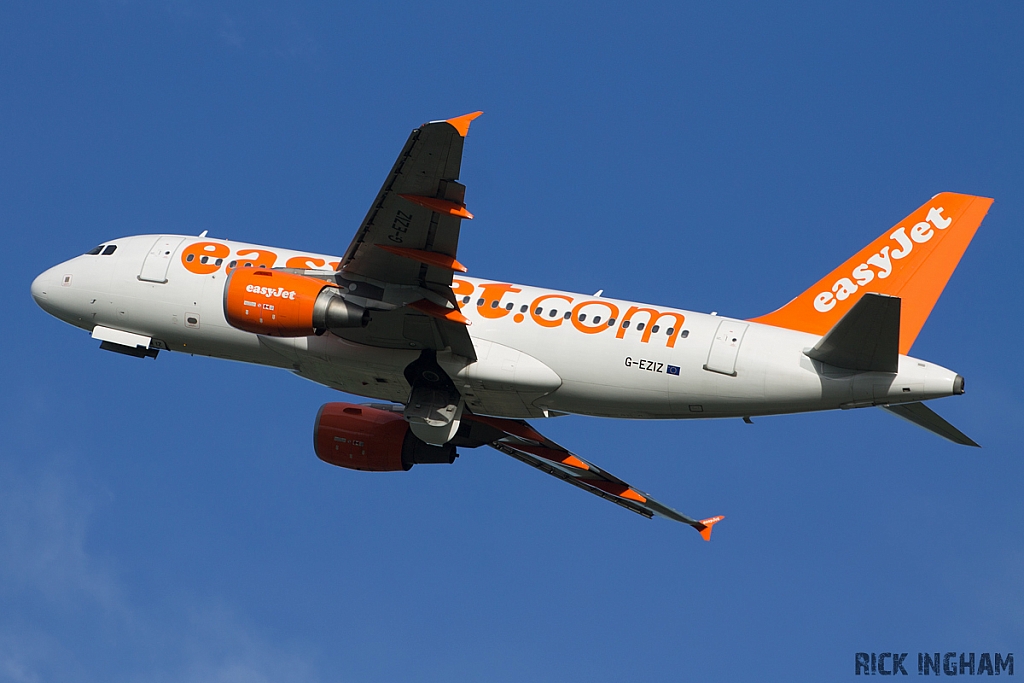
[704,320,748,376]
[139,236,186,283]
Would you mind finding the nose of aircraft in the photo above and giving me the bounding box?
[30,265,60,312]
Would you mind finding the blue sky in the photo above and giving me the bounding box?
[2,2,1022,681]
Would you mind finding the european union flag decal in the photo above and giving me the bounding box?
[667,365,680,376]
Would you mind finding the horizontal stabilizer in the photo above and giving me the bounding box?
[881,402,980,447]
[806,293,900,372]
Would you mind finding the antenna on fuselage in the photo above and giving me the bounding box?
[198,230,208,237]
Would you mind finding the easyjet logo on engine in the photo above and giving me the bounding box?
[813,206,952,313]
[244,284,297,300]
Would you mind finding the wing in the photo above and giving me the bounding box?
[457,413,725,540]
[331,112,483,360]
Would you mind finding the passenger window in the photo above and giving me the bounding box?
[186,253,195,262]
[229,261,237,268]
[680,330,689,338]
[534,307,543,315]
[86,246,103,255]
[579,314,587,322]
[102,245,117,255]
[622,320,630,329]
[505,302,513,310]
[563,312,571,319]
[520,305,528,313]
[593,316,601,324]
[550,310,558,317]
[477,298,485,306]
[463,296,471,304]
[200,256,209,264]
[214,258,223,266]
[636,323,645,331]
[667,327,674,335]
[607,318,615,326]
[651,325,660,333]
[490,300,499,308]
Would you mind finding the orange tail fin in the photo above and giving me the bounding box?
[697,515,724,541]
[751,193,993,354]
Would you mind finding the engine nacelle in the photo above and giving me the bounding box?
[223,268,368,337]
[313,403,457,472]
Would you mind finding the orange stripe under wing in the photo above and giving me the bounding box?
[408,299,471,325]
[513,443,591,471]
[399,194,473,219]
[375,245,467,272]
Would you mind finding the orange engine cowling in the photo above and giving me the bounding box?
[223,268,368,337]
[313,403,458,472]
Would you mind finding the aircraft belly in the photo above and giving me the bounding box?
[485,325,680,418]
[439,338,560,418]
[283,334,418,404]
[489,317,841,419]
[757,325,855,414]
[94,245,912,419]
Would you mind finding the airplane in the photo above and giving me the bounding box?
[30,112,992,540]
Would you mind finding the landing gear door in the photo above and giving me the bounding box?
[704,320,749,376]
[139,236,186,283]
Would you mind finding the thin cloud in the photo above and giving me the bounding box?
[220,15,244,49]
[0,465,123,613]
[0,464,322,682]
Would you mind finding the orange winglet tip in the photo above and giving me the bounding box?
[399,194,473,219]
[445,111,483,137]
[697,515,725,541]
[408,299,471,325]
[375,245,467,272]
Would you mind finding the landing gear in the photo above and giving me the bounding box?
[402,351,465,445]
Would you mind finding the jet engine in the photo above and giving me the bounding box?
[223,268,368,337]
[313,403,457,472]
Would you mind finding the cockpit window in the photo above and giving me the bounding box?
[86,245,103,255]
[102,245,117,256]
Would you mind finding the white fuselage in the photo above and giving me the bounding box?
[31,234,963,421]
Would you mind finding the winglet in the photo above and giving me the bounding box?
[445,111,483,137]
[697,515,725,541]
